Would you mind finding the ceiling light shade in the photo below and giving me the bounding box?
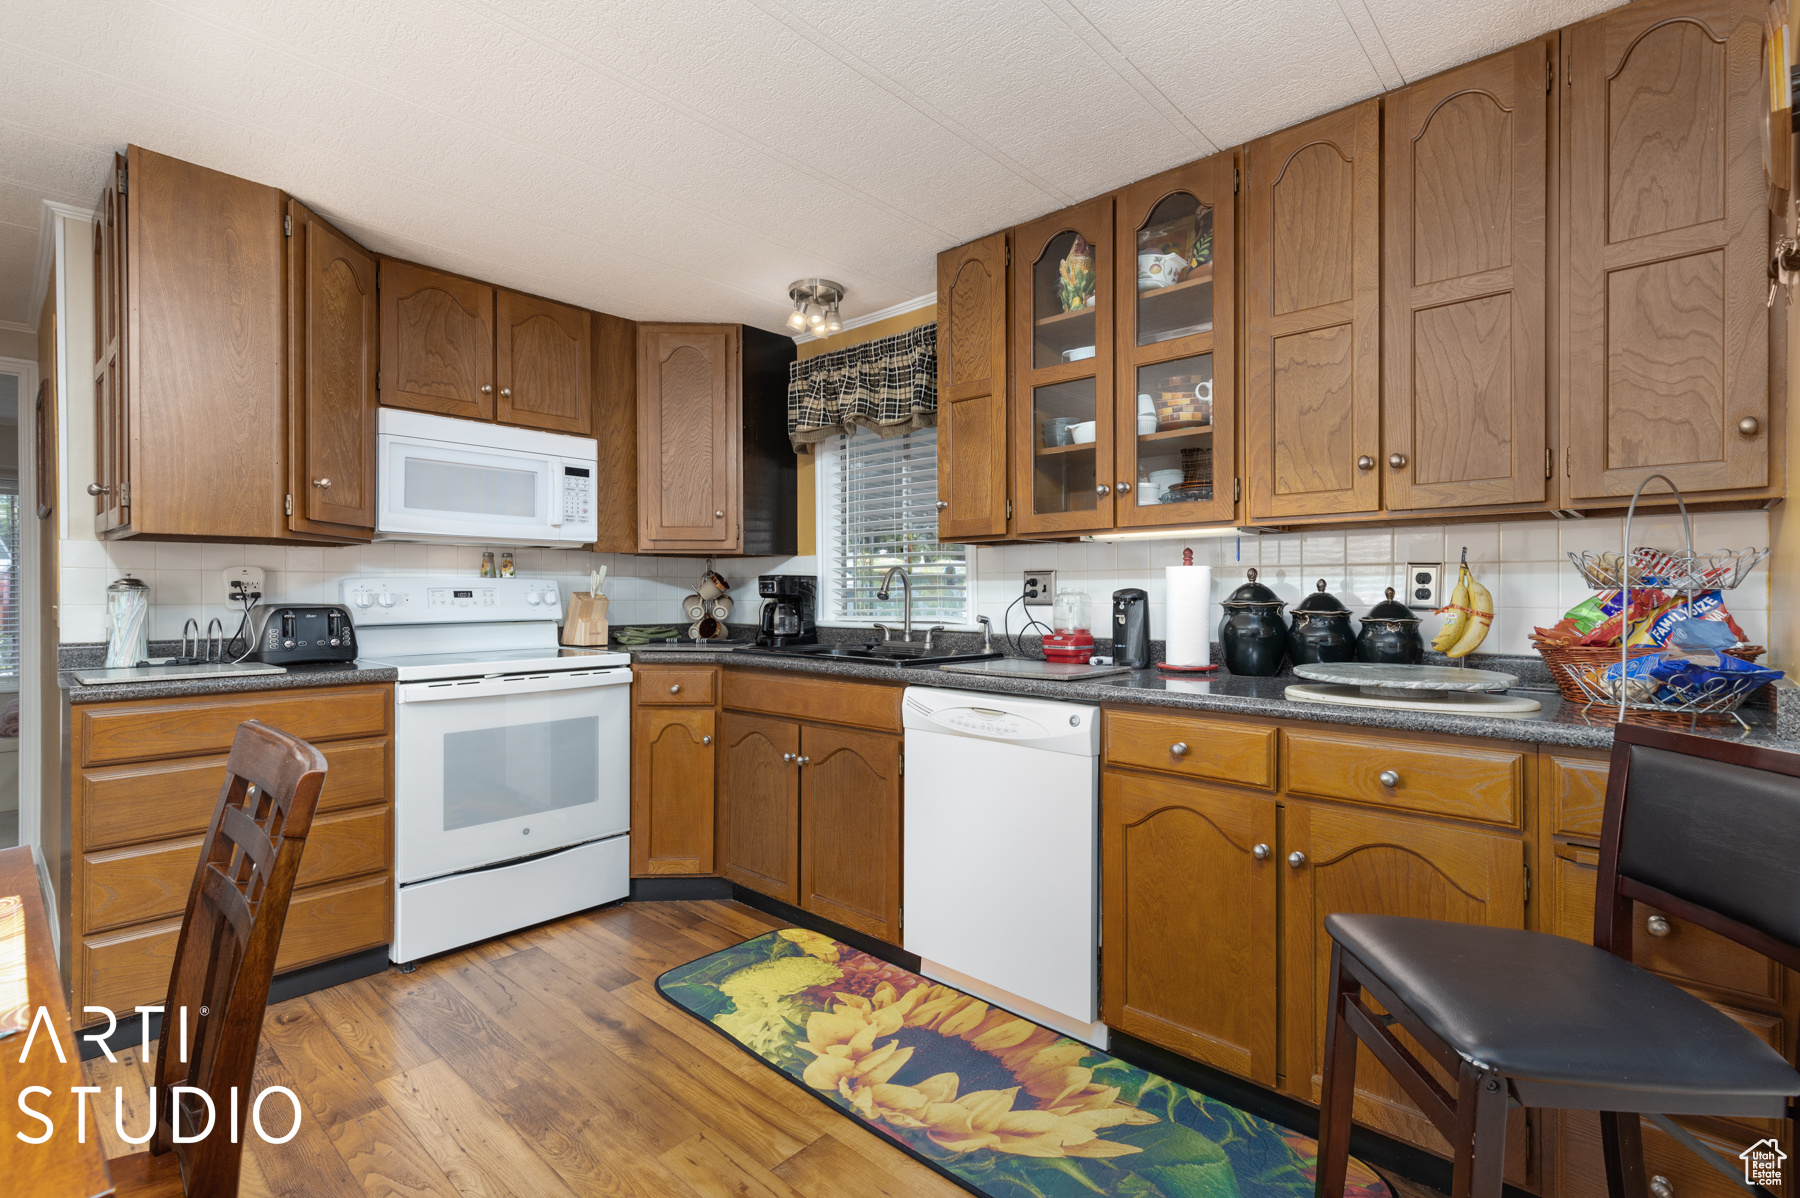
[786,278,846,337]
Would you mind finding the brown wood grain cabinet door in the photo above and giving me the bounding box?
[1100,771,1277,1086]
[1565,0,1770,498]
[92,154,129,534]
[799,725,901,942]
[1113,151,1239,528]
[379,259,495,420]
[638,323,739,551]
[719,711,799,902]
[1245,99,1382,521]
[1012,197,1116,536]
[1283,803,1527,1178]
[1384,41,1551,511]
[630,707,716,876]
[936,231,1011,540]
[590,312,639,552]
[496,289,592,435]
[287,199,378,539]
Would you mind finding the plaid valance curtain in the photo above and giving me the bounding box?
[787,322,937,449]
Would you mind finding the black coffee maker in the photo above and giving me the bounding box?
[757,576,818,647]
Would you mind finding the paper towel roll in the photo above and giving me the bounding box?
[1164,565,1212,666]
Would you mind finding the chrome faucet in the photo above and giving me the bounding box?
[876,566,913,642]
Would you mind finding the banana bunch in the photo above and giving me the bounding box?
[1431,562,1494,658]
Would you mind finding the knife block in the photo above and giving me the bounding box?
[560,591,610,647]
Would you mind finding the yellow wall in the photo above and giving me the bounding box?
[790,304,937,556]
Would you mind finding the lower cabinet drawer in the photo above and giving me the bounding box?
[1283,728,1524,826]
[723,669,901,731]
[634,666,717,706]
[83,805,391,933]
[1103,710,1276,789]
[1558,1111,1771,1198]
[80,873,391,1022]
[1544,750,1609,840]
[78,685,390,766]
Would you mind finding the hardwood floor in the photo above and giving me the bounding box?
[83,900,971,1198]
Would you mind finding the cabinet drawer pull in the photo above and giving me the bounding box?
[669,684,681,694]
[1252,843,1270,860]
[701,735,712,746]
[782,752,796,763]
[1356,455,1375,471]
[1649,1176,1673,1198]
[1388,453,1406,470]
[1170,741,1189,757]
[480,384,494,394]
[1646,914,1672,938]
[87,483,109,496]
[795,755,810,766]
[1378,769,1400,788]
[1739,416,1761,436]
[313,477,331,489]
[1288,851,1306,869]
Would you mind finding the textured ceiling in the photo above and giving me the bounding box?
[0,0,1620,332]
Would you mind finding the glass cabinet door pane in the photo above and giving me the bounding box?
[1134,194,1214,346]
[1032,377,1098,514]
[1131,355,1213,509]
[1033,230,1099,369]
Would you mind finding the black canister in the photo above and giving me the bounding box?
[1218,568,1287,676]
[1112,588,1151,668]
[1288,579,1355,666]
[1355,587,1426,664]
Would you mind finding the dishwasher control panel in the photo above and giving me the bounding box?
[933,707,1050,740]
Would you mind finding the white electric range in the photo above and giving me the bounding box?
[345,575,632,965]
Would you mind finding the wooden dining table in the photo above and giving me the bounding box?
[0,844,114,1197]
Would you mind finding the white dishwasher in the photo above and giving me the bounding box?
[902,686,1105,1047]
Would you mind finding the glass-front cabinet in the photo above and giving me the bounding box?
[1113,153,1237,528]
[1011,196,1115,535]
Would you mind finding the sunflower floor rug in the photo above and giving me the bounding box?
[657,928,1394,1198]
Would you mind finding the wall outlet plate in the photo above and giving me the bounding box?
[1023,569,1057,607]
[223,566,266,599]
[1404,562,1442,611]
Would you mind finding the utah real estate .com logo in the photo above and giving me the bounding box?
[1742,1138,1787,1187]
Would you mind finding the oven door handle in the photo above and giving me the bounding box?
[396,667,632,703]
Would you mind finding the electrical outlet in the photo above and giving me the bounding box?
[1023,570,1057,607]
[1405,562,1442,610]
[223,566,266,600]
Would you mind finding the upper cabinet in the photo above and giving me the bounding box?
[1012,196,1116,536]
[496,290,592,435]
[1114,151,1238,528]
[936,231,1012,541]
[92,153,129,536]
[1564,0,1773,500]
[636,323,796,556]
[1383,40,1552,512]
[1243,99,1383,523]
[379,261,495,421]
[287,199,380,539]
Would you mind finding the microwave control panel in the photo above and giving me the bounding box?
[562,466,593,524]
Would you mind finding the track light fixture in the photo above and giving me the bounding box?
[785,278,845,339]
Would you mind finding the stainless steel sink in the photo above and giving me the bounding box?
[738,643,1002,669]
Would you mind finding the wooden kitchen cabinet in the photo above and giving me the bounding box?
[637,323,797,555]
[936,231,1012,540]
[1113,151,1238,527]
[1564,0,1775,501]
[378,259,496,421]
[719,711,801,903]
[1100,770,1278,1085]
[1012,196,1117,535]
[1382,40,1552,512]
[1243,99,1382,522]
[590,311,641,553]
[92,152,129,535]
[497,289,592,435]
[798,724,901,942]
[287,198,380,539]
[630,706,716,876]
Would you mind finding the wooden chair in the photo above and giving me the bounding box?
[1314,721,1800,1198]
[108,720,329,1198]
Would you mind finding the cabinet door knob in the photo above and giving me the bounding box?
[500,387,512,398]
[1388,453,1407,469]
[715,510,725,519]
[1378,769,1400,788]
[795,755,810,766]
[1356,455,1375,471]
[935,500,948,510]
[1646,913,1672,938]
[1649,1176,1674,1198]
[86,483,109,496]
[701,735,712,746]
[669,684,681,694]
[480,384,494,394]
[782,752,797,762]
[313,477,331,488]
[1739,415,1762,436]
[1252,843,1270,860]
[1170,741,1189,757]
[1288,851,1307,869]
[1116,481,1132,494]
[1096,484,1111,496]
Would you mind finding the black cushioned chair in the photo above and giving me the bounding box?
[1314,721,1800,1198]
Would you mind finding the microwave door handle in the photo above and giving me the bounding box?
[548,462,564,526]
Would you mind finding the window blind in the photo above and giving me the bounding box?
[819,427,970,625]
[0,492,18,678]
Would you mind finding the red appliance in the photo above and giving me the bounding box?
[1042,630,1096,662]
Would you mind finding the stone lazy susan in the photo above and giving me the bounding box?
[1285,662,1543,716]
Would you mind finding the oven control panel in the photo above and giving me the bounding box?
[340,576,563,625]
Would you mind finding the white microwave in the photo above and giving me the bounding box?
[376,409,599,546]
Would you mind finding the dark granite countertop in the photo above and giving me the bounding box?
[59,660,399,705]
[626,643,1798,752]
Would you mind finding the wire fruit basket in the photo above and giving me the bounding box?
[1565,546,1770,591]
